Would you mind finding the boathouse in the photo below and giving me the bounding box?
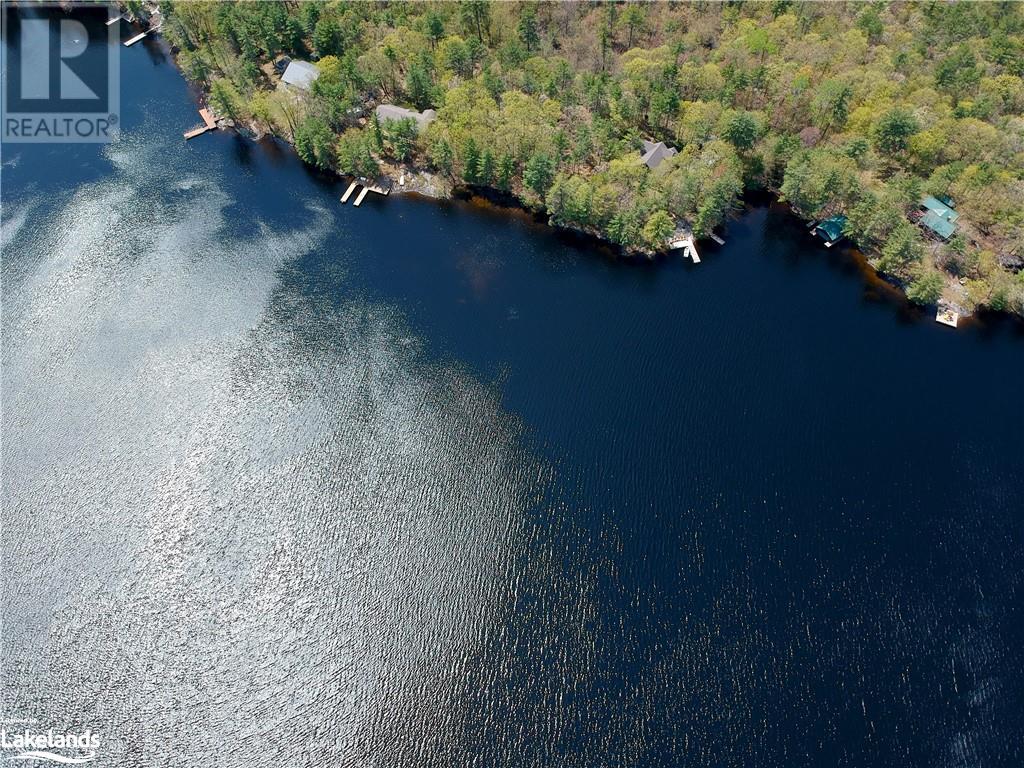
[813,215,846,247]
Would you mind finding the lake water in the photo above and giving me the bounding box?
[2,23,1023,768]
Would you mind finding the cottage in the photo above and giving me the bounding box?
[917,196,959,241]
[279,60,319,92]
[374,104,437,133]
[640,140,677,171]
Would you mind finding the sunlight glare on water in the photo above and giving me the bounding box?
[2,124,548,765]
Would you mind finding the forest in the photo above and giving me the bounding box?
[157,1,1024,316]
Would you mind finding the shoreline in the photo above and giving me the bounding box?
[228,111,678,259]
[225,110,678,260]
[145,31,1001,324]
[215,116,1003,327]
[209,116,992,323]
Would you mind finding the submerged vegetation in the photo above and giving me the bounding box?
[160,1,1024,315]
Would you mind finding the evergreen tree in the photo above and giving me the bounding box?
[294,117,336,170]
[426,11,444,49]
[209,78,245,121]
[872,108,919,156]
[813,80,853,136]
[477,149,496,185]
[462,137,481,183]
[460,0,491,43]
[371,114,384,153]
[878,224,924,275]
[407,63,434,111]
[518,7,540,52]
[431,138,455,178]
[642,210,675,248]
[524,153,554,197]
[622,5,646,49]
[906,269,945,305]
[722,111,760,151]
[497,154,516,191]
[312,17,341,58]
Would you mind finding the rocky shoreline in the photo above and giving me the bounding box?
[216,108,988,322]
[207,103,986,322]
[216,109,670,259]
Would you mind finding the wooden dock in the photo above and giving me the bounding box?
[124,17,162,47]
[183,108,218,140]
[669,236,701,264]
[340,178,392,207]
[708,233,725,245]
[106,14,123,26]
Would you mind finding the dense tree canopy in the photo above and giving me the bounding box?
[162,0,1024,314]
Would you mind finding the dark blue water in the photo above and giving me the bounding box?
[3,23,1023,768]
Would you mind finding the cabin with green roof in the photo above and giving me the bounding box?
[917,196,960,241]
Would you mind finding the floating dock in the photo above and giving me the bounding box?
[353,186,370,207]
[936,306,959,328]
[183,108,218,140]
[123,31,148,46]
[341,181,358,203]
[106,14,123,26]
[709,233,725,245]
